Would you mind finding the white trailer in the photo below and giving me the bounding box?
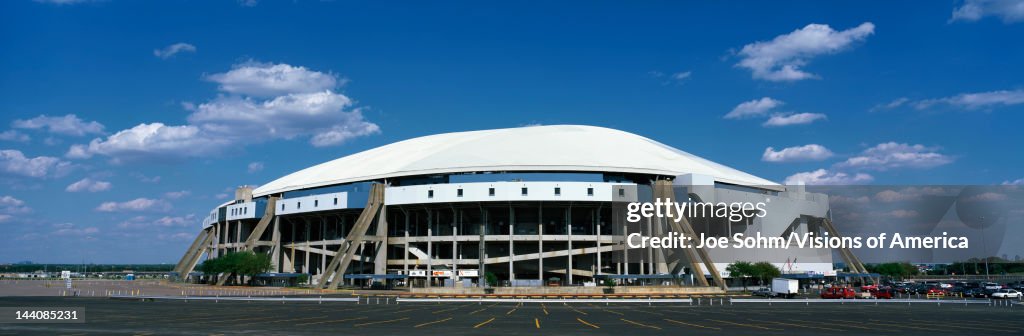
[771,278,799,298]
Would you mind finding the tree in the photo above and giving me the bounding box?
[726,261,755,290]
[235,251,272,286]
[751,262,781,285]
[199,251,272,286]
[484,272,498,287]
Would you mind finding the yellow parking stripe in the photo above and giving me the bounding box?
[748,319,843,332]
[415,317,452,328]
[295,316,367,326]
[354,317,409,327]
[621,318,662,330]
[707,319,782,331]
[577,318,600,329]
[663,318,720,330]
[474,317,496,328]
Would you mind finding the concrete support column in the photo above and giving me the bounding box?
[235,220,241,252]
[478,207,486,286]
[289,221,296,273]
[538,222,543,282]
[271,216,281,272]
[452,224,458,282]
[374,205,388,278]
[509,206,515,283]
[304,219,311,274]
[403,211,410,287]
[645,216,653,275]
[622,224,629,276]
[596,208,602,276]
[213,221,220,258]
[427,210,433,287]
[567,207,573,285]
[321,217,327,277]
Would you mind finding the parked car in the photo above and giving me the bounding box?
[926,287,947,296]
[895,284,913,294]
[752,287,773,297]
[821,287,857,299]
[990,289,1022,299]
[870,287,896,299]
[965,288,987,298]
[983,282,1002,290]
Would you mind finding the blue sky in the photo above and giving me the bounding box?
[1,0,1023,263]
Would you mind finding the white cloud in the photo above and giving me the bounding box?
[0,149,73,178]
[96,198,171,212]
[12,114,105,136]
[155,214,197,227]
[247,162,264,173]
[158,232,195,241]
[205,62,339,97]
[66,123,227,161]
[69,62,380,161]
[886,210,919,219]
[672,71,692,80]
[875,187,949,202]
[163,190,190,199]
[187,91,375,144]
[238,0,259,7]
[0,195,32,215]
[914,89,1024,110]
[951,0,1024,23]
[837,142,953,170]
[309,117,382,147]
[52,223,99,236]
[65,178,111,192]
[1003,178,1024,185]
[784,169,874,185]
[762,144,834,162]
[875,190,916,202]
[870,97,910,112]
[0,130,30,142]
[0,215,10,223]
[762,112,827,127]
[725,97,784,119]
[153,43,196,59]
[736,22,875,81]
[965,192,1008,202]
[132,173,161,183]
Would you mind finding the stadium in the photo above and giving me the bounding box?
[174,125,864,290]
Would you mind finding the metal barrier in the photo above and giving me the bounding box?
[730,298,991,305]
[396,297,693,305]
[109,295,358,303]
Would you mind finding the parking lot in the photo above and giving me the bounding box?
[1,296,1022,335]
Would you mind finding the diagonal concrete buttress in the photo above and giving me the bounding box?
[174,228,212,280]
[820,217,871,282]
[320,184,385,290]
[654,180,727,289]
[214,196,279,286]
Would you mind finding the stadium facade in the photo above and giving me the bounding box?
[175,125,858,289]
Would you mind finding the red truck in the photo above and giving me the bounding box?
[821,287,857,299]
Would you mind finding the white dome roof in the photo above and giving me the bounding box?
[253,125,780,196]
